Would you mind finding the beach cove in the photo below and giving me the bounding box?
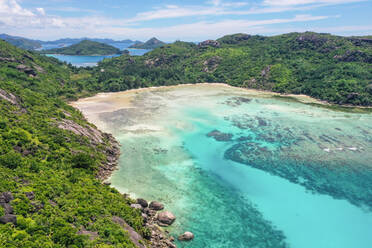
[72,84,372,248]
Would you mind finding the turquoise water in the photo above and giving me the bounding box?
[45,48,149,67]
[78,85,372,247]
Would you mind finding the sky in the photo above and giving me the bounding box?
[0,0,371,41]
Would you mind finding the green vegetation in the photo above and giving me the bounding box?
[129,38,165,49]
[0,31,371,247]
[0,34,41,50]
[0,40,148,247]
[41,40,122,56]
[94,32,372,106]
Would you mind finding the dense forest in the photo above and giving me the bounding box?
[0,40,149,247]
[41,40,122,56]
[92,32,372,106]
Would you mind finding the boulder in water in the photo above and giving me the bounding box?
[137,198,148,208]
[178,231,194,241]
[157,211,176,226]
[149,201,164,211]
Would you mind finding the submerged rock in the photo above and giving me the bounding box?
[149,201,164,211]
[178,231,194,241]
[207,130,233,142]
[157,211,176,226]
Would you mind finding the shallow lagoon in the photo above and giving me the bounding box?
[73,84,372,248]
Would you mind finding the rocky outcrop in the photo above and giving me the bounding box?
[25,191,35,200]
[0,192,16,225]
[58,119,104,144]
[16,64,37,77]
[98,132,121,181]
[295,33,327,49]
[77,227,99,241]
[112,216,147,248]
[0,57,16,62]
[137,198,148,208]
[144,55,179,67]
[0,214,16,224]
[261,65,271,78]
[333,50,372,63]
[157,211,176,227]
[141,202,177,248]
[0,89,19,106]
[198,40,220,48]
[203,56,221,73]
[178,232,194,241]
[131,204,143,210]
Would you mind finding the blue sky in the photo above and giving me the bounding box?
[0,0,371,41]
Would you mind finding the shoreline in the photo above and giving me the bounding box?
[72,83,372,114]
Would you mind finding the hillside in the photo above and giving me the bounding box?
[0,34,41,50]
[41,40,122,55]
[129,38,165,49]
[94,32,372,106]
[0,40,151,247]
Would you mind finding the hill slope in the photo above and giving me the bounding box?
[0,40,149,247]
[94,32,372,106]
[129,38,165,49]
[0,34,41,50]
[42,40,121,55]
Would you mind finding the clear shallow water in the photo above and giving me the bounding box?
[76,85,372,247]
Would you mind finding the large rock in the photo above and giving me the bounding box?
[178,231,194,241]
[157,211,176,226]
[1,192,14,203]
[137,198,148,208]
[149,201,164,211]
[1,203,13,214]
[112,216,146,248]
[0,214,16,224]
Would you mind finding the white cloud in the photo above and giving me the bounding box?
[0,0,368,41]
[263,0,365,6]
[36,7,45,15]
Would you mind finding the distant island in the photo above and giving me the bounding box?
[41,40,122,56]
[0,33,142,51]
[129,37,165,49]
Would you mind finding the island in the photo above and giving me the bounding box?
[40,40,122,55]
[129,37,165,49]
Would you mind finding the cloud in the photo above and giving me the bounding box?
[0,0,368,41]
[3,13,334,41]
[123,0,365,23]
[36,7,45,15]
[263,0,365,6]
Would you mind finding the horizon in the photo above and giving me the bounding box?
[0,0,371,42]
[1,31,371,44]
